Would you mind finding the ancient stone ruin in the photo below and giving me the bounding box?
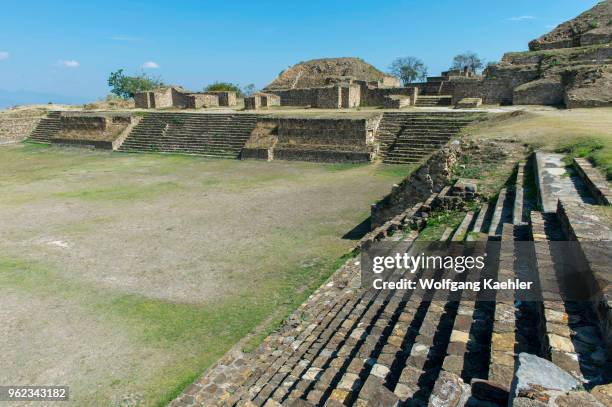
[134,86,237,109]
[446,1,612,107]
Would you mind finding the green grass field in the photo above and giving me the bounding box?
[0,144,414,406]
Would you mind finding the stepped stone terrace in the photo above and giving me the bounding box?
[26,109,488,165]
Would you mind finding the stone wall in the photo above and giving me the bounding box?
[269,86,360,108]
[273,148,370,163]
[59,115,107,131]
[361,86,417,106]
[513,78,565,105]
[201,91,236,106]
[53,112,134,147]
[188,93,220,108]
[133,92,152,108]
[276,118,369,149]
[450,66,541,105]
[244,93,280,110]
[371,141,461,227]
[241,116,377,162]
[341,84,361,108]
[269,88,318,107]
[0,112,43,144]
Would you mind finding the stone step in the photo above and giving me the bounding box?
[488,223,519,389]
[535,151,596,213]
[572,157,611,205]
[488,189,508,237]
[530,210,609,384]
[252,240,417,404]
[513,162,527,226]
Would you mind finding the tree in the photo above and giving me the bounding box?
[388,57,428,86]
[451,52,484,73]
[242,84,257,97]
[204,82,243,97]
[107,69,164,99]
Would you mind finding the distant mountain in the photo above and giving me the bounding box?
[0,89,90,109]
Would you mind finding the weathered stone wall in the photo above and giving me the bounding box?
[381,75,401,88]
[188,93,219,108]
[381,95,412,108]
[154,88,174,108]
[134,92,152,108]
[201,91,236,106]
[241,116,377,162]
[270,88,317,107]
[244,93,280,110]
[513,78,565,105]
[315,86,342,108]
[53,113,134,147]
[341,84,361,108]
[0,113,43,144]
[276,118,368,148]
[450,65,541,105]
[361,86,416,106]
[273,148,370,163]
[60,115,107,131]
[371,141,461,227]
[269,86,345,108]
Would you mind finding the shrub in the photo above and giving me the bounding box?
[204,82,243,97]
[108,69,164,100]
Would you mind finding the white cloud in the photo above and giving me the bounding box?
[507,15,536,21]
[142,61,159,69]
[58,59,80,68]
[0,51,9,61]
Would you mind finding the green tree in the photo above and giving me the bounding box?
[242,83,257,97]
[451,52,484,73]
[107,69,164,99]
[388,57,428,85]
[204,82,243,97]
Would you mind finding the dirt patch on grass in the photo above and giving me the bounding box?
[0,145,410,405]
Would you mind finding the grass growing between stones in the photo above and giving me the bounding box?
[0,143,412,406]
[556,138,612,180]
[416,209,468,242]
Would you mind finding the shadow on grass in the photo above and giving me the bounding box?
[342,216,371,240]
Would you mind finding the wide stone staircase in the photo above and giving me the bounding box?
[27,110,62,143]
[377,112,487,164]
[414,95,452,107]
[171,152,611,406]
[118,113,258,158]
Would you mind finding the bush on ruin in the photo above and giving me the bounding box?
[388,57,428,85]
[204,82,244,97]
[107,69,164,99]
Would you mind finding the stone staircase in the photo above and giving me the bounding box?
[376,112,486,164]
[27,111,62,143]
[118,113,258,158]
[171,153,611,406]
[414,95,452,107]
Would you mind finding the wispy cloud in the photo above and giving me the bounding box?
[507,15,536,21]
[546,24,559,29]
[58,59,80,68]
[110,35,141,42]
[142,61,159,69]
[0,51,9,61]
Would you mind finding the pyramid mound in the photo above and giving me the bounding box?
[264,57,389,90]
[529,0,612,50]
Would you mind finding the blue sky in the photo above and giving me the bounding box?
[0,0,600,105]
